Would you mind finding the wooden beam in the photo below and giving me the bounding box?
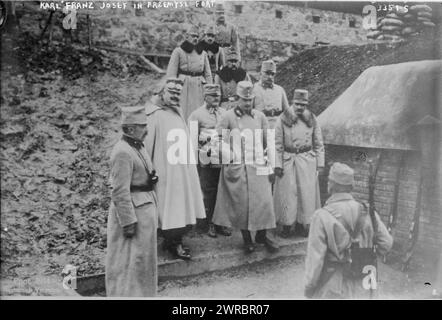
[96,45,171,58]
[139,55,166,74]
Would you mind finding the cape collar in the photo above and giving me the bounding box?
[199,40,220,54]
[218,66,247,83]
[181,40,205,54]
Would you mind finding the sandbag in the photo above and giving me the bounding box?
[409,4,432,13]
[367,30,381,38]
[402,14,415,21]
[421,21,436,27]
[381,25,402,32]
[417,16,432,23]
[383,34,404,41]
[386,13,400,19]
[417,11,432,19]
[376,34,385,40]
[402,27,417,35]
[381,18,404,27]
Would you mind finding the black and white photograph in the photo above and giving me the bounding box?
[0,0,441,303]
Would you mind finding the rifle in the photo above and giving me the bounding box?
[383,151,406,263]
[402,168,424,271]
[367,152,382,298]
[368,153,382,237]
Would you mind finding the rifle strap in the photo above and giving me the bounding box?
[323,203,367,243]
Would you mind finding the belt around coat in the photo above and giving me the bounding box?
[178,69,204,77]
[285,146,312,154]
[130,185,154,192]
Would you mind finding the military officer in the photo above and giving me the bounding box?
[166,26,212,120]
[215,47,250,110]
[199,26,224,80]
[252,60,290,129]
[273,89,324,238]
[212,81,279,254]
[304,162,393,299]
[145,78,206,260]
[106,106,158,297]
[214,3,241,63]
[188,84,231,238]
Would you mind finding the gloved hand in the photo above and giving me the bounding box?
[268,173,275,184]
[274,167,284,177]
[123,222,137,238]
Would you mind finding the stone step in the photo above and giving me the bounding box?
[76,230,308,296]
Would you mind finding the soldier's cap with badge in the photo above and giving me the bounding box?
[215,3,225,13]
[165,78,184,94]
[328,162,354,186]
[236,81,255,100]
[121,106,148,125]
[261,60,277,73]
[205,25,216,36]
[293,89,309,104]
[204,84,221,96]
[226,47,239,61]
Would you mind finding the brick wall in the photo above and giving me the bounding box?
[320,145,442,257]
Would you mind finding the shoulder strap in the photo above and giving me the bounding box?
[323,203,366,241]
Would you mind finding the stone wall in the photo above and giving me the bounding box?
[16,1,369,66]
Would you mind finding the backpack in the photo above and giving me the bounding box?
[324,203,378,280]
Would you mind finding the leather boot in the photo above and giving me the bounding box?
[208,223,217,238]
[280,225,291,238]
[216,225,232,236]
[241,230,255,254]
[301,224,310,238]
[256,230,280,253]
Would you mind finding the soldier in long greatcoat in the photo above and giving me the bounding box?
[145,78,206,260]
[166,26,212,121]
[106,106,158,297]
[273,89,325,238]
[212,81,279,254]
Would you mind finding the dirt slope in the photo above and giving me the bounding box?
[275,27,441,115]
[1,32,162,286]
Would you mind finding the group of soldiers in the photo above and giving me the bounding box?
[105,3,393,299]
